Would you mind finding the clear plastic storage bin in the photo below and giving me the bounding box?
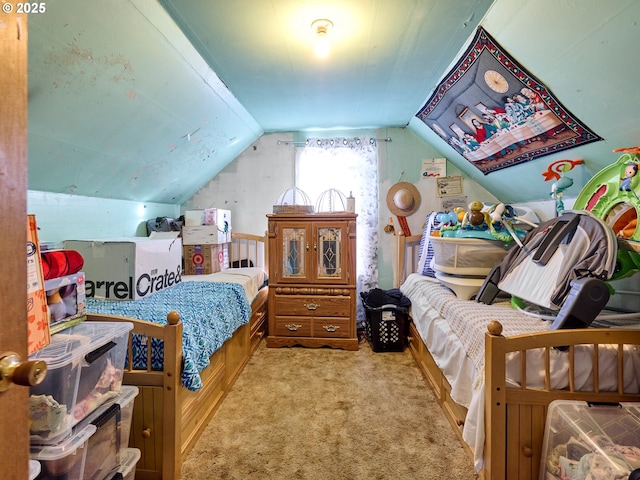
[105,448,141,480]
[30,423,96,479]
[540,400,640,480]
[28,321,133,440]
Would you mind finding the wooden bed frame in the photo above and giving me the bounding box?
[397,232,640,480]
[87,232,268,480]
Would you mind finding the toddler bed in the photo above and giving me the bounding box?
[397,232,640,480]
[86,232,268,480]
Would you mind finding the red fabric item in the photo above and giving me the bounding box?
[41,250,84,280]
[396,215,411,237]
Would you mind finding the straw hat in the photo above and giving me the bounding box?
[386,182,421,216]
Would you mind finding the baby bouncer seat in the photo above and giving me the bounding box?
[477,210,619,329]
[479,152,640,329]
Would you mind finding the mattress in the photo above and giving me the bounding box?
[182,266,267,304]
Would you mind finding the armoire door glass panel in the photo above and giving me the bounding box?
[317,227,342,278]
[282,227,306,278]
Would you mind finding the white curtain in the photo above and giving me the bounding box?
[295,137,379,328]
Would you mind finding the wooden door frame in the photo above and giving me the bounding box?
[0,11,29,480]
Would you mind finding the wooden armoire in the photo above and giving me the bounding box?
[266,212,358,350]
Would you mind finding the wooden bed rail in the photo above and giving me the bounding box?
[395,231,423,287]
[484,320,640,480]
[231,232,269,277]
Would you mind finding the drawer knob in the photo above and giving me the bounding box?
[304,302,319,310]
[285,324,303,331]
[323,325,340,332]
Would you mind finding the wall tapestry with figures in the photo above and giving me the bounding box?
[415,27,602,175]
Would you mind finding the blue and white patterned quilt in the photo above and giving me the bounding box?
[86,281,251,391]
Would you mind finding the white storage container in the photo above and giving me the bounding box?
[29,460,41,480]
[29,321,133,440]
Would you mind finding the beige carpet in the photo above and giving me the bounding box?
[181,340,476,480]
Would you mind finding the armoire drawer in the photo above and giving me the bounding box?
[313,317,352,338]
[273,317,312,337]
[274,295,351,317]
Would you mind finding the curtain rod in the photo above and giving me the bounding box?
[277,137,392,146]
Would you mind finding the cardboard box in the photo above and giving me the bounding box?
[182,208,231,244]
[27,215,51,355]
[183,244,229,275]
[44,272,87,334]
[182,224,231,245]
[64,237,182,300]
[210,208,231,233]
[184,210,204,226]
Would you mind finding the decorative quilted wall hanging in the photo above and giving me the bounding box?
[415,27,602,175]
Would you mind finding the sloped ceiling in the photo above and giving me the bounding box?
[410,0,640,202]
[27,0,262,204]
[27,0,640,205]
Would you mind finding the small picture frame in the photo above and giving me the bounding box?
[436,175,463,197]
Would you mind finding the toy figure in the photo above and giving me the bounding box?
[461,200,491,228]
[487,203,505,223]
[620,162,639,196]
[551,176,573,216]
[46,288,66,322]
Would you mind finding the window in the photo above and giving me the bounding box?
[295,137,379,325]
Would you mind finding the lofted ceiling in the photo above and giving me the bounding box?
[158,0,493,132]
[27,0,640,205]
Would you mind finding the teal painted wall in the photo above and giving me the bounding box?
[28,191,179,246]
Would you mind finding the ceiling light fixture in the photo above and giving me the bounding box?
[311,18,333,58]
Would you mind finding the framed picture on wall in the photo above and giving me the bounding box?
[436,175,463,197]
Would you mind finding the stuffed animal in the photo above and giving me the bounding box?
[461,200,491,228]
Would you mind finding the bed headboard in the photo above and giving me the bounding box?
[230,232,268,277]
[396,232,423,287]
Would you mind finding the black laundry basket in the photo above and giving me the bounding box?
[362,300,409,352]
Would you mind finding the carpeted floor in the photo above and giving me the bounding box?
[181,340,476,479]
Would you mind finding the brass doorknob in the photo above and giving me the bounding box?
[0,351,47,392]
